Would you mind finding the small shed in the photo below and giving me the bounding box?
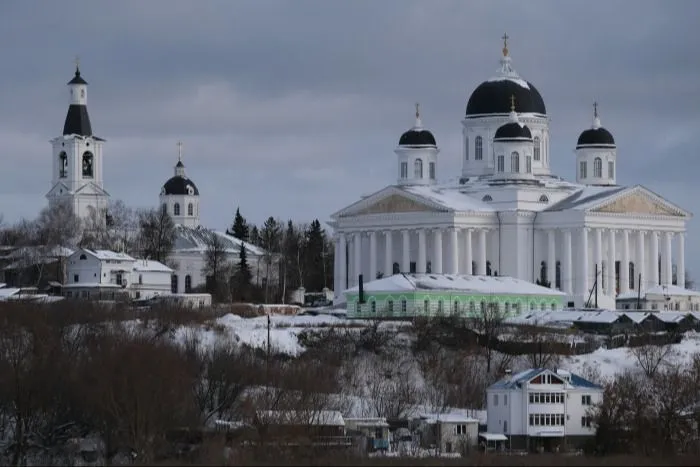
[414,413,479,455]
[478,433,508,452]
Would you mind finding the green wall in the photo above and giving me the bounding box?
[345,290,563,319]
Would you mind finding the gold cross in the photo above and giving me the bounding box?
[502,33,509,56]
[593,101,598,118]
[510,95,516,112]
[177,141,183,161]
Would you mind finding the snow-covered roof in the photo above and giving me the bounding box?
[132,259,173,273]
[256,410,344,426]
[62,283,123,289]
[6,245,74,259]
[508,309,642,326]
[76,249,135,261]
[617,284,700,300]
[0,288,21,298]
[173,225,265,256]
[419,412,479,424]
[546,185,626,211]
[345,274,566,297]
[489,368,602,390]
[480,433,508,441]
[400,185,494,212]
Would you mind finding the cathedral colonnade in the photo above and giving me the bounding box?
[334,227,493,290]
[538,227,685,299]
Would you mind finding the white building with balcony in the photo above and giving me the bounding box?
[486,368,603,452]
[63,248,172,300]
[329,36,691,310]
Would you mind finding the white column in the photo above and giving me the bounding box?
[478,229,487,275]
[353,232,362,285]
[620,230,630,294]
[384,230,393,277]
[637,230,646,293]
[594,228,603,291]
[369,231,377,281]
[449,227,459,274]
[607,229,616,296]
[338,234,347,292]
[401,230,410,273]
[580,228,589,297]
[547,230,556,288]
[678,233,686,288]
[432,229,443,274]
[564,229,573,295]
[465,229,473,275]
[649,231,659,286]
[417,229,427,274]
[663,231,673,286]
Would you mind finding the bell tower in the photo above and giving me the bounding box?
[46,59,110,221]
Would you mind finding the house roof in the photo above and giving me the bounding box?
[173,225,265,257]
[344,273,565,298]
[132,260,173,273]
[77,249,135,261]
[255,410,344,426]
[488,368,602,390]
[617,284,700,300]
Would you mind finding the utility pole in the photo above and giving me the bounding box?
[594,263,598,309]
[266,313,271,382]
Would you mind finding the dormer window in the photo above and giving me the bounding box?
[539,195,549,203]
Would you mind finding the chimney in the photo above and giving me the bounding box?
[358,274,365,304]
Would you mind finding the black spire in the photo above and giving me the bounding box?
[63,60,93,136]
[68,65,88,85]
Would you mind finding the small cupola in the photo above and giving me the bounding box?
[576,102,617,186]
[492,96,535,179]
[395,103,439,186]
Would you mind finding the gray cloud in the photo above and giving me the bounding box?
[1,0,700,273]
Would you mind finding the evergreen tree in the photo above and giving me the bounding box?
[259,217,281,302]
[232,242,252,301]
[249,225,260,246]
[227,207,249,241]
[303,219,326,292]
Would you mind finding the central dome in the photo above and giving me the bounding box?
[162,176,199,196]
[467,78,546,117]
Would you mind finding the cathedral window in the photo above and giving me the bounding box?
[580,161,587,179]
[497,155,504,172]
[400,162,408,179]
[171,275,178,293]
[629,263,635,290]
[429,162,436,179]
[174,203,181,216]
[511,152,520,173]
[392,262,400,274]
[526,156,532,173]
[539,195,549,203]
[608,161,614,179]
[82,152,94,178]
[475,136,483,161]
[414,159,423,178]
[594,157,603,177]
[534,136,541,161]
[185,275,192,293]
[465,137,469,160]
[59,152,68,178]
[188,203,194,216]
[555,261,561,289]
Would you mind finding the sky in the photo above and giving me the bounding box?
[0,0,699,271]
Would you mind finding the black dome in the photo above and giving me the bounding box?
[466,79,546,116]
[577,127,615,148]
[162,176,199,196]
[399,129,436,147]
[494,121,532,141]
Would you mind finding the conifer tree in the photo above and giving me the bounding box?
[227,207,249,241]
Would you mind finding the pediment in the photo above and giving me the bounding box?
[348,193,443,217]
[591,191,683,216]
[74,182,110,197]
[46,182,72,197]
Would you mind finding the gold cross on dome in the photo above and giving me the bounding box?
[593,101,599,118]
[502,32,509,56]
[177,141,183,161]
[510,94,516,112]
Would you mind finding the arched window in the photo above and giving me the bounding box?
[171,275,178,293]
[486,261,492,276]
[414,159,423,178]
[392,262,400,274]
[475,136,483,161]
[482,195,492,202]
[594,157,603,177]
[555,261,561,289]
[185,275,192,293]
[82,151,94,177]
[79,254,87,260]
[188,203,194,216]
[174,203,180,216]
[429,162,436,179]
[465,137,469,160]
[59,152,68,178]
[539,194,549,203]
[629,262,635,290]
[540,261,547,284]
[497,155,505,172]
[608,161,614,179]
[511,152,520,173]
[526,156,532,173]
[400,162,408,178]
[533,136,541,161]
[580,161,587,178]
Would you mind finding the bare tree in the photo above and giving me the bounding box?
[472,302,505,373]
[202,230,232,302]
[136,207,175,263]
[514,320,564,369]
[80,200,136,252]
[628,335,676,378]
[364,350,420,419]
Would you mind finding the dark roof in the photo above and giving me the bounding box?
[63,104,93,136]
[68,68,88,85]
[466,79,546,116]
[494,121,532,141]
[399,129,437,147]
[163,176,199,196]
[577,127,615,148]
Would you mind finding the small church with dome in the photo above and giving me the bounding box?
[329,35,692,309]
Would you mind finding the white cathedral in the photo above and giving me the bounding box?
[45,64,274,295]
[329,39,691,309]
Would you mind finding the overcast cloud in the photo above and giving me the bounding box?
[1,0,699,273]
